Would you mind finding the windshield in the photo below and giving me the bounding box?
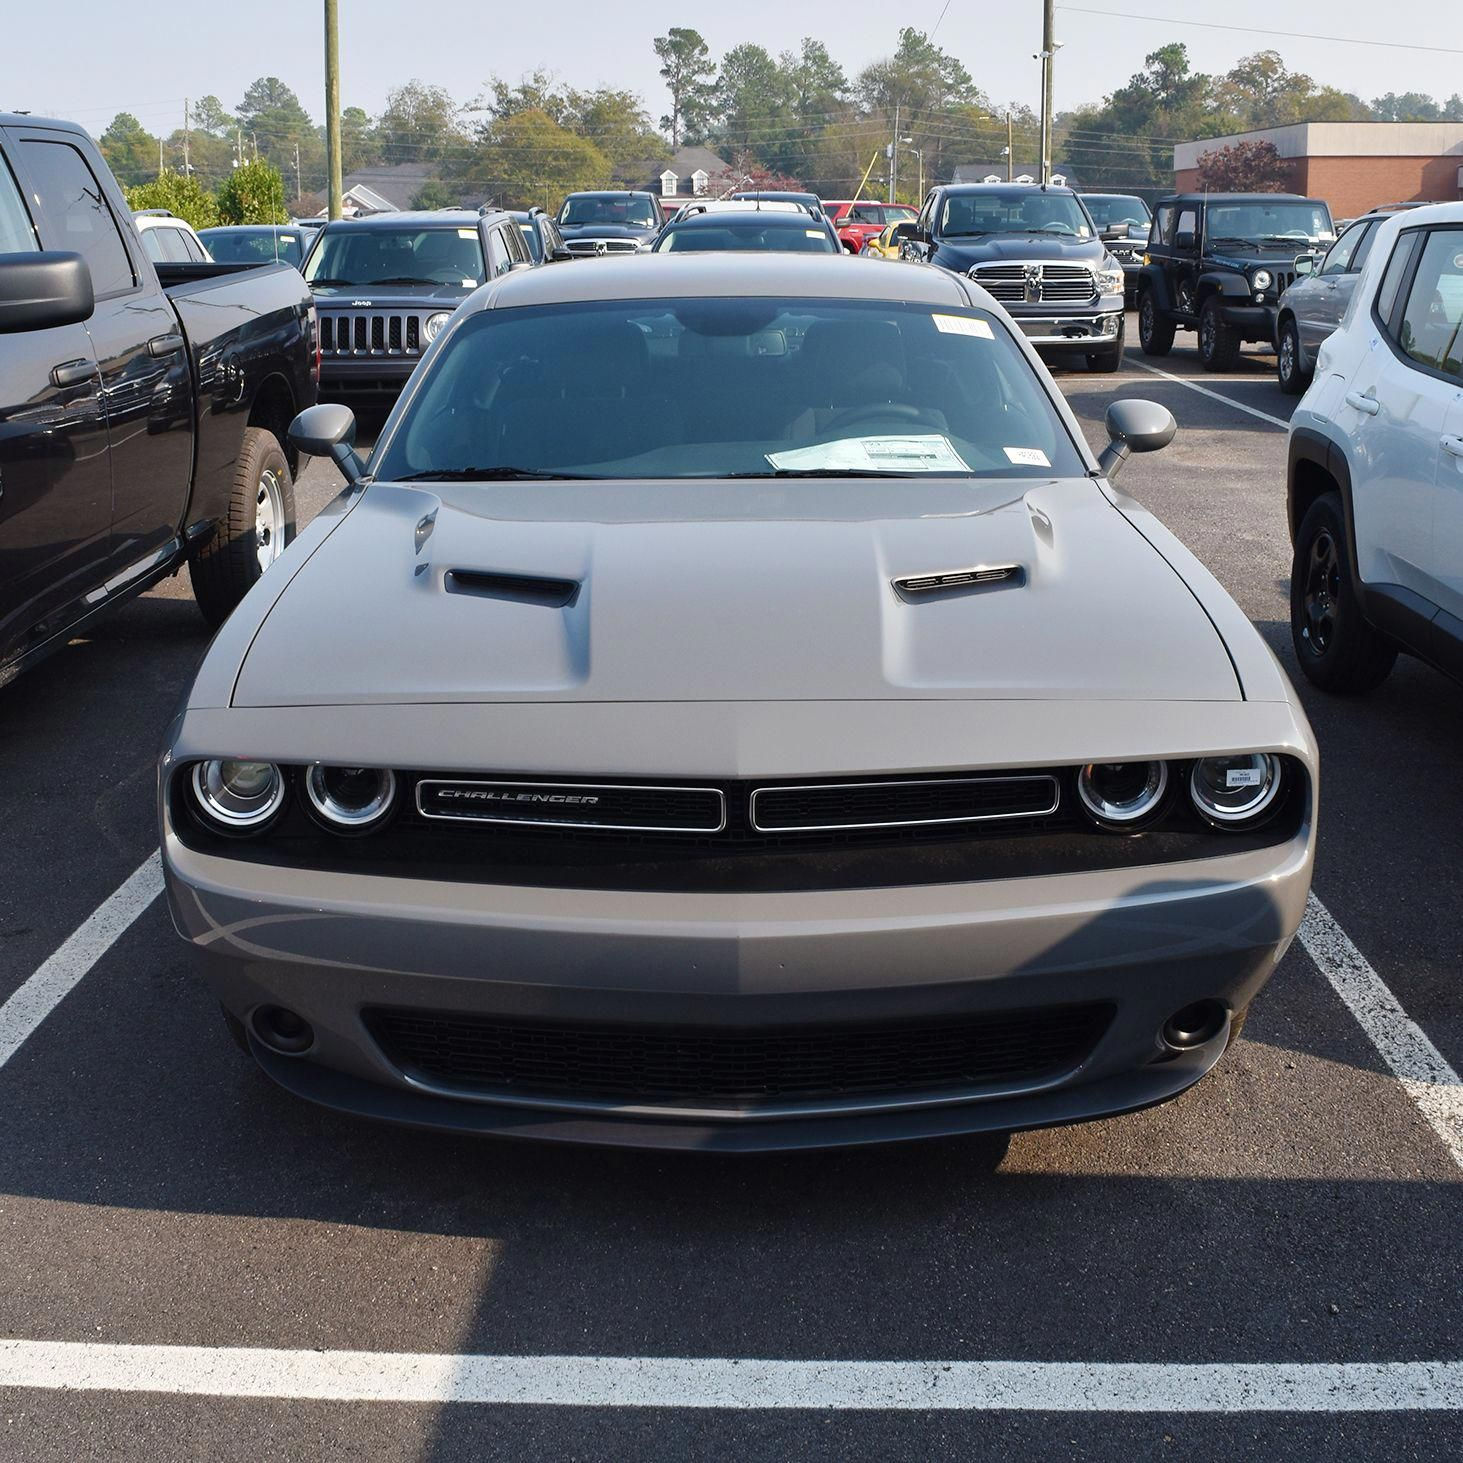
[1082,196,1150,232]
[940,190,1092,239]
[654,223,838,254]
[1205,202,1334,245]
[303,227,484,287]
[202,229,304,268]
[558,196,658,228]
[373,297,1085,483]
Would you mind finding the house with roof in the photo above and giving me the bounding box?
[951,163,1078,188]
[636,145,733,203]
[300,162,448,218]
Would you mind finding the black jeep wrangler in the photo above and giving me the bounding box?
[1137,193,1335,370]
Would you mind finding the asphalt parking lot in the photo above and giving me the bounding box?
[0,319,1459,1460]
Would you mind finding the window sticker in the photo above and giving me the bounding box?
[1003,446,1051,467]
[457,229,477,239]
[767,434,971,474]
[933,313,994,339]
[805,229,825,239]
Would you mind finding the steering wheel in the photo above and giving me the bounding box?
[425,267,472,284]
[824,402,931,433]
[1037,223,1076,234]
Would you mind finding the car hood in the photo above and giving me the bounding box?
[231,478,1240,708]
[310,282,476,308]
[557,222,656,241]
[938,236,1105,267]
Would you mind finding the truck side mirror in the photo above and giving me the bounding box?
[289,403,365,484]
[0,251,94,334]
[1097,399,1176,480]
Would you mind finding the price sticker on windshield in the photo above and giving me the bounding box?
[457,229,477,240]
[1003,446,1051,467]
[932,314,994,339]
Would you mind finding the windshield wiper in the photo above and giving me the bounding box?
[307,277,354,286]
[367,276,443,286]
[721,468,925,479]
[394,466,602,482]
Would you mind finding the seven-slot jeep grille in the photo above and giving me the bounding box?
[318,311,423,357]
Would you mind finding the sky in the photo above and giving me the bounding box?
[2,0,1457,137]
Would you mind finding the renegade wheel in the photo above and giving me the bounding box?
[190,426,298,628]
[1138,290,1174,356]
[1290,493,1396,692]
[1276,318,1311,395]
[1087,315,1125,373]
[1198,296,1241,371]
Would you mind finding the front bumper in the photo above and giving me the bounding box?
[1218,301,1279,343]
[165,820,1312,1150]
[318,355,419,400]
[1012,303,1125,351]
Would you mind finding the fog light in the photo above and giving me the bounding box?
[191,759,285,833]
[304,764,397,832]
[1190,754,1283,827]
[1076,761,1168,829]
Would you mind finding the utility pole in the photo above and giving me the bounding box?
[325,0,343,220]
[1007,109,1014,181]
[158,137,164,178]
[1040,0,1055,184]
[235,126,243,170]
[293,142,302,203]
[889,102,900,204]
[183,98,191,177]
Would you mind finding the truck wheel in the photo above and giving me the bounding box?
[1289,493,1396,692]
[1087,316,1125,373]
[190,426,297,628]
[1276,318,1311,395]
[1138,291,1174,356]
[1198,296,1241,371]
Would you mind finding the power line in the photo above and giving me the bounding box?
[1056,5,1463,56]
[930,0,955,38]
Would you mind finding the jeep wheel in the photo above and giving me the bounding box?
[1198,296,1241,371]
[1277,318,1311,395]
[189,425,297,628]
[1289,493,1396,692]
[1138,291,1174,356]
[1087,315,1125,373]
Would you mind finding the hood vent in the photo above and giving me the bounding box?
[893,563,1023,600]
[446,569,580,609]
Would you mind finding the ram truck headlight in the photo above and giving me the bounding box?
[1096,254,1125,295]
[423,311,452,343]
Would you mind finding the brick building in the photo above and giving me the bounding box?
[1174,122,1463,217]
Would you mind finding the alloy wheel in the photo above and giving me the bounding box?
[1301,527,1341,656]
[1279,329,1297,386]
[255,468,286,574]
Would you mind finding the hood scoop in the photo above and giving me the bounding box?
[893,563,1024,602]
[446,568,581,609]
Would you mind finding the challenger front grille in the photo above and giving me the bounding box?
[364,1003,1114,1110]
[970,261,1097,305]
[319,310,427,357]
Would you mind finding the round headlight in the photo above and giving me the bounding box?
[1251,269,1273,291]
[1076,761,1169,829]
[1189,754,1283,827]
[423,311,451,343]
[303,764,397,832]
[191,759,286,833]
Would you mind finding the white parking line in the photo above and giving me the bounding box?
[1123,357,1292,430]
[1,1340,1460,1410]
[0,853,163,1072]
[1300,894,1463,1171]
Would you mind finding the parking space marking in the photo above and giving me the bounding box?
[1300,893,1463,1171]
[0,853,162,1072]
[1,1341,1460,1411]
[1123,357,1292,430]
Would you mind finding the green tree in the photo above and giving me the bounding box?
[235,76,320,186]
[377,80,464,162]
[99,112,160,188]
[411,178,457,209]
[654,27,717,145]
[191,96,234,136]
[564,87,666,176]
[341,106,381,172]
[447,108,611,209]
[856,28,977,115]
[216,158,288,224]
[125,170,221,230]
[784,38,848,123]
[486,70,573,126]
[714,44,797,159]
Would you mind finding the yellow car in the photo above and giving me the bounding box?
[863,220,911,259]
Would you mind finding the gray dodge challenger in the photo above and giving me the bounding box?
[160,254,1317,1150]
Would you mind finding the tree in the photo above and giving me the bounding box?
[411,179,457,210]
[216,158,289,224]
[856,27,978,115]
[446,108,611,209]
[191,96,234,136]
[1195,139,1292,192]
[714,44,797,157]
[377,80,464,162]
[341,107,380,172]
[563,87,666,177]
[784,37,848,122]
[485,70,573,126]
[125,170,220,230]
[99,113,159,188]
[235,76,320,188]
[654,28,717,146]
[1371,91,1441,122]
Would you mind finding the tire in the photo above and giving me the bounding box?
[220,1004,250,1055]
[1289,492,1397,692]
[189,426,297,628]
[1087,315,1125,372]
[1198,295,1241,371]
[1138,289,1175,356]
[1276,317,1311,395]
[1226,1005,1249,1051]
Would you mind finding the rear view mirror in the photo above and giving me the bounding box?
[1097,399,1176,480]
[0,251,94,334]
[289,402,366,484]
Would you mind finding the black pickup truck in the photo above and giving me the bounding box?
[0,115,316,687]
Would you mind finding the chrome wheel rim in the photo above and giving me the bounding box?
[1279,330,1296,382]
[1301,527,1340,656]
[255,468,285,574]
[1200,308,1215,357]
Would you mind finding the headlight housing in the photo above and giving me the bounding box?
[303,764,397,833]
[1077,761,1169,830]
[1189,754,1284,827]
[190,759,286,834]
[423,311,452,343]
[1096,254,1125,295]
[1250,268,1273,292]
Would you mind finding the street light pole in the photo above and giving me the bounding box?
[1040,0,1056,184]
[325,0,343,220]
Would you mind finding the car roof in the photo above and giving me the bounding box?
[673,201,809,217]
[319,211,489,231]
[474,253,969,309]
[1079,192,1147,201]
[199,224,301,234]
[1156,193,1322,205]
[562,191,655,200]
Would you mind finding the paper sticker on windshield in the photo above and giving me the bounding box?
[457,229,477,239]
[766,434,970,474]
[933,314,993,339]
[1003,446,1051,467]
[1226,768,1265,788]
[805,229,825,239]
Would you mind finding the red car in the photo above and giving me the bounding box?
[823,200,919,253]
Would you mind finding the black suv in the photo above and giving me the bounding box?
[303,209,533,403]
[900,183,1127,371]
[1138,193,1335,370]
[555,191,665,256]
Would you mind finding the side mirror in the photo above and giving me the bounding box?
[289,402,365,484]
[0,251,94,334]
[1100,224,1128,242]
[1294,253,1316,277]
[549,246,574,263]
[1175,230,1196,251]
[890,222,918,244]
[1097,399,1176,480]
